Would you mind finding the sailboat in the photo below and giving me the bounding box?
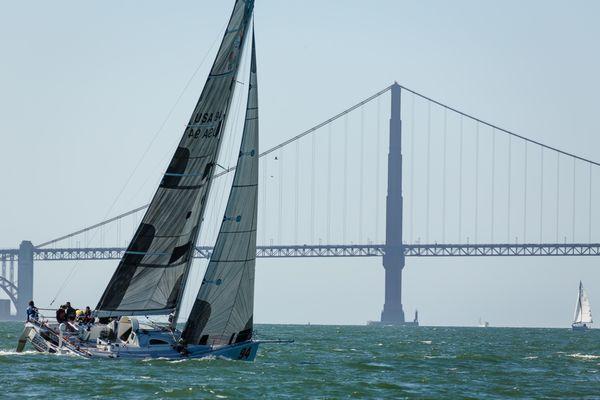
[17,0,273,360]
[572,281,593,331]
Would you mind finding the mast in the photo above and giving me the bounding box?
[95,0,255,318]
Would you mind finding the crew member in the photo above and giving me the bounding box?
[65,301,76,321]
[26,300,38,322]
[56,305,67,323]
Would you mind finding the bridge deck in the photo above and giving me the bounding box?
[2,243,600,261]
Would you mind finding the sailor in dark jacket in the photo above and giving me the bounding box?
[26,300,38,322]
[65,302,76,321]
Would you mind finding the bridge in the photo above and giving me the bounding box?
[2,82,599,322]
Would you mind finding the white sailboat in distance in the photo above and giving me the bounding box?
[17,0,290,360]
[572,281,593,331]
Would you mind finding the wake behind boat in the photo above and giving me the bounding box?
[572,281,593,331]
[17,0,274,360]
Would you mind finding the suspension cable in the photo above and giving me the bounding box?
[399,84,600,167]
[37,85,393,248]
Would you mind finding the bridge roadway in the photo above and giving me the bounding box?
[2,243,600,261]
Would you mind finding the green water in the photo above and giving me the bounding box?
[1,322,599,399]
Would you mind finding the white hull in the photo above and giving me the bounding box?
[18,321,259,361]
[572,322,591,332]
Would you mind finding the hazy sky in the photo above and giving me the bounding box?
[1,0,600,327]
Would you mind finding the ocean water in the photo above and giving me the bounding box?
[1,322,599,399]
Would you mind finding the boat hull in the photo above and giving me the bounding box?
[89,339,260,360]
[572,323,590,331]
[17,321,260,361]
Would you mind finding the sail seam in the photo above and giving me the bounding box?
[218,229,257,234]
[207,258,255,263]
[132,261,189,269]
[160,185,205,190]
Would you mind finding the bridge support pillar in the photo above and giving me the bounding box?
[380,82,406,324]
[17,241,34,320]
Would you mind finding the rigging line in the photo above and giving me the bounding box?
[200,67,247,246]
[359,106,365,243]
[311,132,316,243]
[343,114,349,243]
[442,108,447,243]
[375,96,381,242]
[507,135,512,243]
[278,148,283,244]
[556,153,560,243]
[540,147,544,243]
[523,141,528,243]
[103,19,231,230]
[458,115,464,243]
[572,158,577,242]
[36,86,393,248]
[398,84,600,167]
[258,85,392,159]
[426,101,431,243]
[475,121,479,244]
[491,128,496,243]
[327,123,332,243]
[38,18,228,251]
[262,157,267,245]
[589,163,593,242]
[294,140,300,244]
[47,207,148,305]
[410,93,416,243]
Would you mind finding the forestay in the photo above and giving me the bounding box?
[182,33,259,346]
[96,0,255,317]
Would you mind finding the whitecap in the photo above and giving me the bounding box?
[424,355,454,359]
[366,362,393,368]
[0,350,37,356]
[569,353,600,360]
[144,356,171,361]
[194,355,217,361]
[168,359,188,364]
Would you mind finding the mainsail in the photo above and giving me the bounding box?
[96,0,255,317]
[182,34,259,346]
[574,281,593,324]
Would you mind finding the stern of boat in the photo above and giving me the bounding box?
[17,321,56,353]
[191,340,260,361]
[16,320,92,357]
[572,323,590,331]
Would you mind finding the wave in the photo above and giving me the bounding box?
[0,349,38,356]
[568,353,600,360]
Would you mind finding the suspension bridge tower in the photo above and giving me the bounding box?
[380,82,406,324]
[17,240,34,319]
